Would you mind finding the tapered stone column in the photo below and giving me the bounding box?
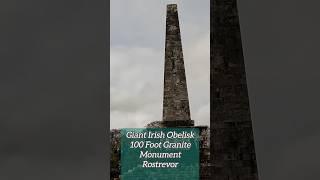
[210,0,259,179]
[162,4,194,127]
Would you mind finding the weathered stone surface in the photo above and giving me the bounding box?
[210,0,259,179]
[145,121,164,128]
[110,129,120,180]
[198,126,211,180]
[162,4,193,127]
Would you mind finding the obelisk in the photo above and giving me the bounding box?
[211,0,260,179]
[162,4,194,127]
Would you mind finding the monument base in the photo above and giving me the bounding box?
[162,120,194,127]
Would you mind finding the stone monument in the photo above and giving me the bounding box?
[162,4,194,127]
[161,4,210,179]
[210,0,260,179]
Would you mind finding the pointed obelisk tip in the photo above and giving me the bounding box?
[167,4,177,11]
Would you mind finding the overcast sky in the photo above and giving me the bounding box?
[110,0,210,129]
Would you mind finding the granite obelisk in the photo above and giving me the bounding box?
[211,0,259,179]
[162,4,194,127]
